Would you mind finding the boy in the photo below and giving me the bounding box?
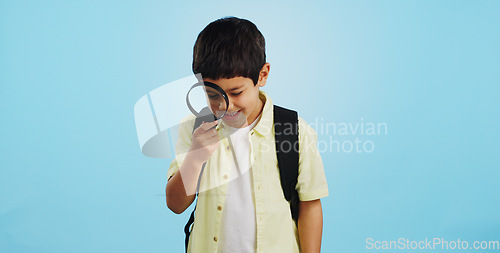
[165,17,328,253]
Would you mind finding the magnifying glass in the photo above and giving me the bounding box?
[186,81,229,121]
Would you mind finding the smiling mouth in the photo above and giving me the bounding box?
[224,110,241,119]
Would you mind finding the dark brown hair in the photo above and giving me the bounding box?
[192,17,266,85]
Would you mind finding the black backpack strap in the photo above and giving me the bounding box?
[273,105,300,221]
[184,107,215,252]
[184,209,195,252]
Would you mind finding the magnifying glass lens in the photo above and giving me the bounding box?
[186,81,229,120]
[204,86,227,119]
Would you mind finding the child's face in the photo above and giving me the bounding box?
[204,63,270,128]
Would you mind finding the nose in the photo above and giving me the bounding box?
[226,97,237,112]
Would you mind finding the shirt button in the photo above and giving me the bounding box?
[213,236,218,242]
[257,185,262,190]
[217,205,222,211]
[226,146,230,150]
[223,174,228,180]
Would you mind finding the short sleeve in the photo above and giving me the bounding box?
[296,117,329,201]
[167,115,196,180]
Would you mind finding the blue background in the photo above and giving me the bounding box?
[1,0,499,252]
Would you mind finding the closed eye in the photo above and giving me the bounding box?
[231,91,243,96]
[207,92,220,99]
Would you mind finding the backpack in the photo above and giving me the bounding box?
[184,105,299,252]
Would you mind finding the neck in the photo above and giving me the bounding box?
[246,96,264,127]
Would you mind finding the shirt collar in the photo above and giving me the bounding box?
[252,90,273,138]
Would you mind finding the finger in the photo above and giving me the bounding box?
[206,128,217,137]
[199,120,219,132]
[193,121,205,135]
[199,133,219,146]
[206,134,220,145]
[194,128,217,142]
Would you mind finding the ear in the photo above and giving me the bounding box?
[257,63,271,87]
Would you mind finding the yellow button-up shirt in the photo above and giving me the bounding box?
[168,91,329,253]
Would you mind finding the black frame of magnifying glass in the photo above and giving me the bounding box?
[186,81,230,120]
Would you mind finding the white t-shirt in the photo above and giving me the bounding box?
[218,118,259,253]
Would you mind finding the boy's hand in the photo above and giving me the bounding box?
[188,120,220,164]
